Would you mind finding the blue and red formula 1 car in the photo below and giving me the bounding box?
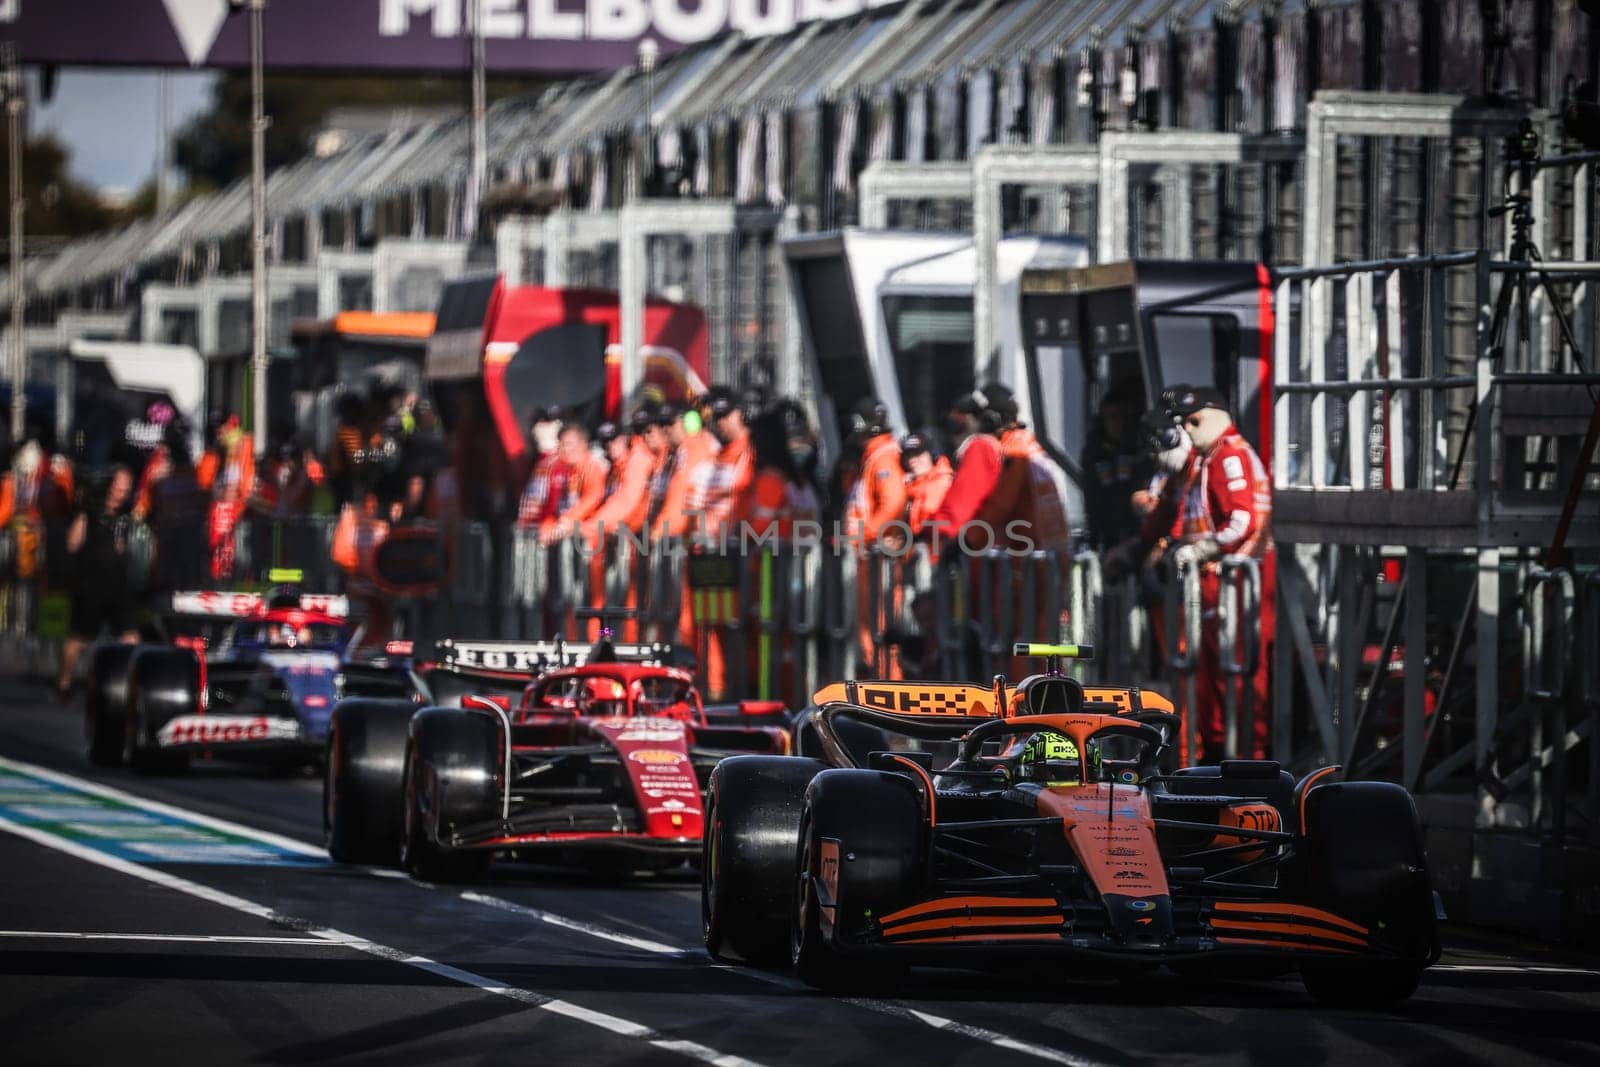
[86,586,421,772]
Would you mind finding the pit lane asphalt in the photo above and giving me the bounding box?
[1,679,1596,1067]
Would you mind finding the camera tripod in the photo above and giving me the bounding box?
[1446,119,1594,492]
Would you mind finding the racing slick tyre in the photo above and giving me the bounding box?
[85,643,142,767]
[702,755,829,964]
[324,699,418,865]
[792,769,922,993]
[399,707,498,884]
[1298,781,1436,1008]
[124,648,197,774]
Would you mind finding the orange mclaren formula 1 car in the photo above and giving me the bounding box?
[702,644,1440,1006]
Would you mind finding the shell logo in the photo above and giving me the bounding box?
[628,749,686,766]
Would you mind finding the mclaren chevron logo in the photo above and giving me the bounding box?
[162,0,229,67]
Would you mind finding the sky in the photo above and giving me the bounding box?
[28,68,218,195]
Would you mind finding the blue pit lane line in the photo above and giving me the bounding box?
[0,756,328,867]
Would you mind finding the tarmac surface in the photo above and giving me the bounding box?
[1,678,1596,1066]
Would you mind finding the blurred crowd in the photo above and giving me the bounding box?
[4,368,1273,759]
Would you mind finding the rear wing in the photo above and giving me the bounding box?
[433,638,673,674]
[810,681,999,718]
[169,591,350,620]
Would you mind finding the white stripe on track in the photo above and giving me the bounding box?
[0,755,325,856]
[706,963,1113,1067]
[0,755,1110,1066]
[458,890,686,956]
[0,812,764,1067]
[1432,964,1600,976]
[0,931,332,945]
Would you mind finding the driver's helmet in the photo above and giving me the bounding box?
[269,623,298,648]
[1018,732,1093,785]
[584,677,627,715]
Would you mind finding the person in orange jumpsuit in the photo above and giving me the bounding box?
[584,416,657,639]
[652,395,719,541]
[637,403,677,533]
[0,438,72,592]
[683,389,755,698]
[842,399,906,677]
[206,415,255,582]
[747,403,821,703]
[901,434,953,539]
[1167,386,1274,761]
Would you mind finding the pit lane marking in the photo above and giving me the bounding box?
[1431,964,1600,976]
[0,813,766,1067]
[0,756,326,866]
[3,756,1111,1065]
[0,931,334,945]
[458,889,686,956]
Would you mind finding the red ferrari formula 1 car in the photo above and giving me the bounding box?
[323,637,789,881]
[702,644,1440,1006]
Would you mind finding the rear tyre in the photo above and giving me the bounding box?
[125,649,197,774]
[1299,781,1436,1007]
[398,707,499,884]
[324,698,418,865]
[701,755,828,964]
[85,644,141,767]
[791,769,921,993]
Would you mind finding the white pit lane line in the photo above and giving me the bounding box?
[0,776,762,1067]
[0,755,1110,1067]
[0,931,334,946]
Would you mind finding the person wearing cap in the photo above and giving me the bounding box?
[517,405,570,529]
[978,382,1073,556]
[683,388,756,699]
[587,415,657,544]
[1168,385,1274,761]
[838,398,906,676]
[687,388,756,542]
[652,392,721,540]
[641,402,679,530]
[540,421,609,547]
[927,390,1004,542]
[901,434,952,540]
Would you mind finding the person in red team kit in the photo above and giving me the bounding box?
[1165,387,1274,761]
[927,391,1003,544]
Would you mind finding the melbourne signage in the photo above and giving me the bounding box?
[3,1,901,73]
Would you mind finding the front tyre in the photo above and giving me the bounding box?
[85,644,141,767]
[1298,781,1436,1007]
[791,769,921,993]
[400,743,491,884]
[701,755,828,965]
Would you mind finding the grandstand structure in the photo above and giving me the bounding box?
[1,0,1597,938]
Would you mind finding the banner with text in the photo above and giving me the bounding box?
[1,0,902,73]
